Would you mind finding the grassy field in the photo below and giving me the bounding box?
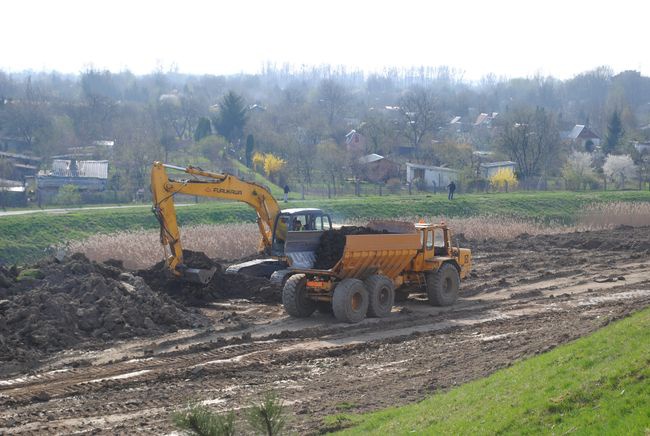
[330,307,650,435]
[2,190,650,264]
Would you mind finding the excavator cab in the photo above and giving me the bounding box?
[271,208,332,257]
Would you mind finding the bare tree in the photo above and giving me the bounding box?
[357,110,396,154]
[398,86,441,153]
[316,141,346,196]
[496,106,560,180]
[317,79,347,128]
[1,78,50,149]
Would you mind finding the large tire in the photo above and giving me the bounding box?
[427,263,460,306]
[364,275,395,317]
[282,274,316,317]
[332,278,369,323]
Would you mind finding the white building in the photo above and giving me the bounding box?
[406,163,459,190]
[479,161,516,179]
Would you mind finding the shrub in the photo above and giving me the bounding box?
[54,184,82,205]
[247,391,286,436]
[172,402,235,436]
[412,177,427,192]
[489,168,518,192]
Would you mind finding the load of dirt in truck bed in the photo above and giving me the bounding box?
[0,253,207,366]
[138,250,278,306]
[313,226,390,270]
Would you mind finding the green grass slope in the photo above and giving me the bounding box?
[2,190,650,264]
[226,158,284,197]
[333,307,650,435]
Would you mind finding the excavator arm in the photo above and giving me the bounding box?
[151,161,281,283]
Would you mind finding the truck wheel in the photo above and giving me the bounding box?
[426,263,460,306]
[364,275,395,317]
[282,274,316,317]
[332,279,369,323]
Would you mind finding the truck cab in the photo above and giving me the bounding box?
[411,222,471,279]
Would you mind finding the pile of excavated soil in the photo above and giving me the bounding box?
[0,253,207,364]
[313,226,389,270]
[138,250,279,306]
[465,225,650,253]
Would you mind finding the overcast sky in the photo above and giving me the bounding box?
[2,0,646,81]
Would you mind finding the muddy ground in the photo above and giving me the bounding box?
[1,226,650,434]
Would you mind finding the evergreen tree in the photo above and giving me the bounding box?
[604,110,623,154]
[213,91,247,143]
[245,134,255,167]
[193,117,211,142]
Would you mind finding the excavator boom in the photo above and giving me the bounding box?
[151,161,281,283]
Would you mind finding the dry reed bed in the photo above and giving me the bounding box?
[71,202,650,269]
[70,223,260,269]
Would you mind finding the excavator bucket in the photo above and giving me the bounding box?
[182,266,218,285]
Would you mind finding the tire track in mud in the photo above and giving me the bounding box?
[2,227,650,434]
[2,285,649,434]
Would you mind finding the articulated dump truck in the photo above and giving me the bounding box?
[279,221,472,323]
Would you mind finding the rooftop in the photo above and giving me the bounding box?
[406,162,459,172]
[480,161,516,168]
[358,153,384,164]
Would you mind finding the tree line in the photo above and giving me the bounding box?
[1,65,649,199]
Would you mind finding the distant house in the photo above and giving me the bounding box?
[37,159,109,202]
[406,163,459,191]
[565,125,601,151]
[248,104,266,112]
[0,151,40,181]
[358,154,400,182]
[444,115,471,136]
[480,161,516,179]
[474,112,499,127]
[345,129,366,152]
[634,141,650,154]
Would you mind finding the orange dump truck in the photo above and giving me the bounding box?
[281,222,472,323]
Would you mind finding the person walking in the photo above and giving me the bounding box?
[447,180,456,200]
[283,184,290,203]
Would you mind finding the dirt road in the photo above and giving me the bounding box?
[1,227,649,434]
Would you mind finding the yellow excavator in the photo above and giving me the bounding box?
[151,161,333,284]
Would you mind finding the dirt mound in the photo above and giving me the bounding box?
[0,253,207,364]
[0,265,18,289]
[461,226,650,254]
[313,226,389,270]
[181,250,216,270]
[138,250,278,306]
[509,226,650,252]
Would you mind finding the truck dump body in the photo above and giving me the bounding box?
[330,233,421,280]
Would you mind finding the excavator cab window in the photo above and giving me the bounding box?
[271,210,332,256]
